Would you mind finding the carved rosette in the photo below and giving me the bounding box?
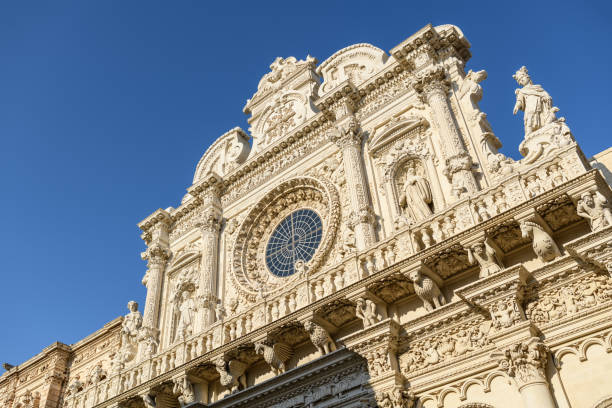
[231,177,340,301]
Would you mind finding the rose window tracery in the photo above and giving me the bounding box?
[265,209,323,277]
[231,177,340,301]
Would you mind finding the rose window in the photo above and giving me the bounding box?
[265,209,323,277]
[231,177,340,301]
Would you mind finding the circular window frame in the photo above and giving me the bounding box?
[265,208,324,278]
[231,177,340,301]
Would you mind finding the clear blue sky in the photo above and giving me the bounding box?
[1,1,610,369]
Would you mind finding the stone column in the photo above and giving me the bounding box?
[188,174,223,331]
[413,66,479,199]
[139,210,173,349]
[492,337,556,408]
[342,319,414,407]
[329,113,376,250]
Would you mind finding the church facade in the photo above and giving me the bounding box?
[2,24,612,408]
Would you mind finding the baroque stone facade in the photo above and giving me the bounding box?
[3,24,612,408]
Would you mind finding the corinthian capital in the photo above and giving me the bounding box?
[141,244,171,266]
[199,208,223,233]
[328,116,362,149]
[412,65,449,97]
[491,337,549,389]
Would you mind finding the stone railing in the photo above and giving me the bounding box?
[62,144,602,408]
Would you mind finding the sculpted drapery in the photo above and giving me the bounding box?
[399,165,433,223]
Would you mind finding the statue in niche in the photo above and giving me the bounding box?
[398,161,433,223]
[513,66,558,136]
[576,191,612,232]
[174,290,196,341]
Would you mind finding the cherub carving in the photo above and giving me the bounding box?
[491,301,519,330]
[303,320,336,356]
[408,269,445,312]
[254,342,292,375]
[355,298,382,328]
[214,358,248,393]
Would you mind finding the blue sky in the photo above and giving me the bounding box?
[1,1,610,369]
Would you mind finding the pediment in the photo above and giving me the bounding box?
[317,43,389,96]
[192,127,251,186]
[368,115,429,156]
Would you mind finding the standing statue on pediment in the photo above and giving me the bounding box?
[513,66,558,136]
[399,163,433,223]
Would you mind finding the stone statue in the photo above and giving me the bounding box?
[254,342,292,375]
[408,269,445,312]
[520,220,562,263]
[513,66,558,136]
[467,240,503,278]
[176,290,196,341]
[576,191,612,232]
[399,164,433,223]
[355,298,382,328]
[120,301,142,349]
[303,320,336,356]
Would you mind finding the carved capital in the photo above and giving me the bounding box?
[412,65,449,98]
[328,116,362,149]
[375,385,415,408]
[141,244,171,267]
[198,208,222,234]
[491,337,549,390]
[341,319,402,386]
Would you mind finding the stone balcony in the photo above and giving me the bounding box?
[62,143,612,408]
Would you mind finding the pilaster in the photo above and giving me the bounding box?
[138,209,173,354]
[188,172,224,331]
[317,83,377,250]
[413,65,479,199]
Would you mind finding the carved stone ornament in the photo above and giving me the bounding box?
[317,43,389,95]
[491,337,549,389]
[576,191,612,232]
[519,220,561,263]
[408,266,446,311]
[215,357,248,394]
[231,177,340,301]
[303,320,336,356]
[513,66,574,164]
[254,342,293,375]
[191,128,250,188]
[118,301,142,363]
[375,385,415,408]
